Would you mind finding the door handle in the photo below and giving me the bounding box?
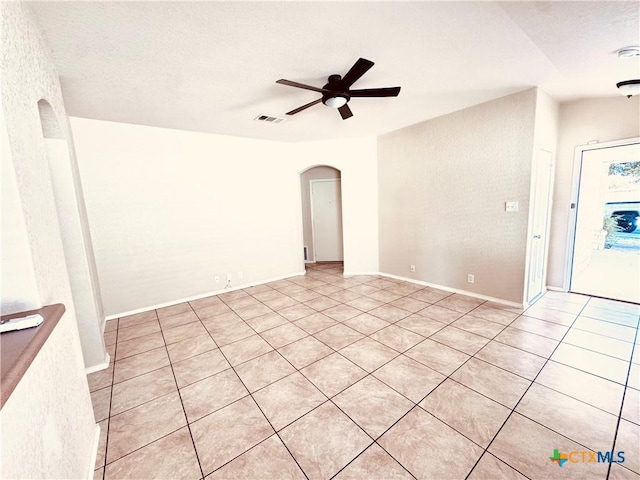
[533,235,541,239]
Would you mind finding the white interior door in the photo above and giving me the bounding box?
[570,142,640,303]
[311,179,343,262]
[527,149,554,303]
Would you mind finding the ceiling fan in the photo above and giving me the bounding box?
[276,58,401,120]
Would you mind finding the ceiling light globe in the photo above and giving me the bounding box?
[616,79,640,98]
[324,96,348,109]
[617,47,640,58]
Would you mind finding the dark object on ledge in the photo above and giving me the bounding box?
[0,304,65,408]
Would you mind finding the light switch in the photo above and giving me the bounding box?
[505,201,519,212]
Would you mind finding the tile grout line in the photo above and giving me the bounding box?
[173,271,512,476]
[254,268,589,477]
[227,277,400,479]
[214,266,428,477]
[462,296,596,479]
[100,265,437,477]
[192,301,311,480]
[97,266,636,479]
[100,317,119,480]
[157,306,206,480]
[103,311,213,474]
[355,302,521,477]
[326,295,508,478]
[605,312,640,480]
[306,298,500,479]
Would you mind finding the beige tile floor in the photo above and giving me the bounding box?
[88,263,640,480]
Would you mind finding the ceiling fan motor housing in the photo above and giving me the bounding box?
[322,75,350,106]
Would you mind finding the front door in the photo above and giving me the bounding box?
[570,141,640,303]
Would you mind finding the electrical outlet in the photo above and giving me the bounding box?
[467,274,475,284]
[410,265,416,273]
[214,275,220,283]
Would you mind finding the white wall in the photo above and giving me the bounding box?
[71,118,379,316]
[532,90,560,165]
[1,18,106,373]
[300,166,341,262]
[378,89,537,304]
[547,96,640,289]
[45,137,107,369]
[1,112,41,314]
[0,2,97,478]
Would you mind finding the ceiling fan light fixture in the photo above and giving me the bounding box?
[277,58,400,120]
[616,79,640,98]
[617,46,640,58]
[323,96,348,109]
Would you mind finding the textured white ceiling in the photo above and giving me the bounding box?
[28,1,640,142]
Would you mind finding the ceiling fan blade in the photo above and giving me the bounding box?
[348,86,401,97]
[338,104,353,120]
[338,58,374,89]
[286,98,323,115]
[276,79,327,93]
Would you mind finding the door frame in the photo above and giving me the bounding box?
[563,136,640,292]
[526,148,554,304]
[309,178,343,263]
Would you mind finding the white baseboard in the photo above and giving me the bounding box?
[87,423,100,480]
[85,353,110,375]
[343,271,381,277]
[378,272,525,309]
[105,271,307,320]
[546,285,567,292]
[105,268,526,320]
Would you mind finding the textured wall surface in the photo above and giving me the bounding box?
[1,3,105,370]
[0,2,97,478]
[1,111,41,313]
[300,166,341,262]
[71,117,378,316]
[547,96,640,288]
[378,89,537,304]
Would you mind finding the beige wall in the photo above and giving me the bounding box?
[0,2,97,478]
[72,118,379,316]
[300,166,341,262]
[547,96,640,289]
[378,88,538,304]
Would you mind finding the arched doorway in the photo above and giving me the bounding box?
[300,166,344,264]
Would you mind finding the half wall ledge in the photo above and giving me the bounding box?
[0,304,65,408]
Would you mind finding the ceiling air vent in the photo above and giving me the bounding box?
[254,114,286,124]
